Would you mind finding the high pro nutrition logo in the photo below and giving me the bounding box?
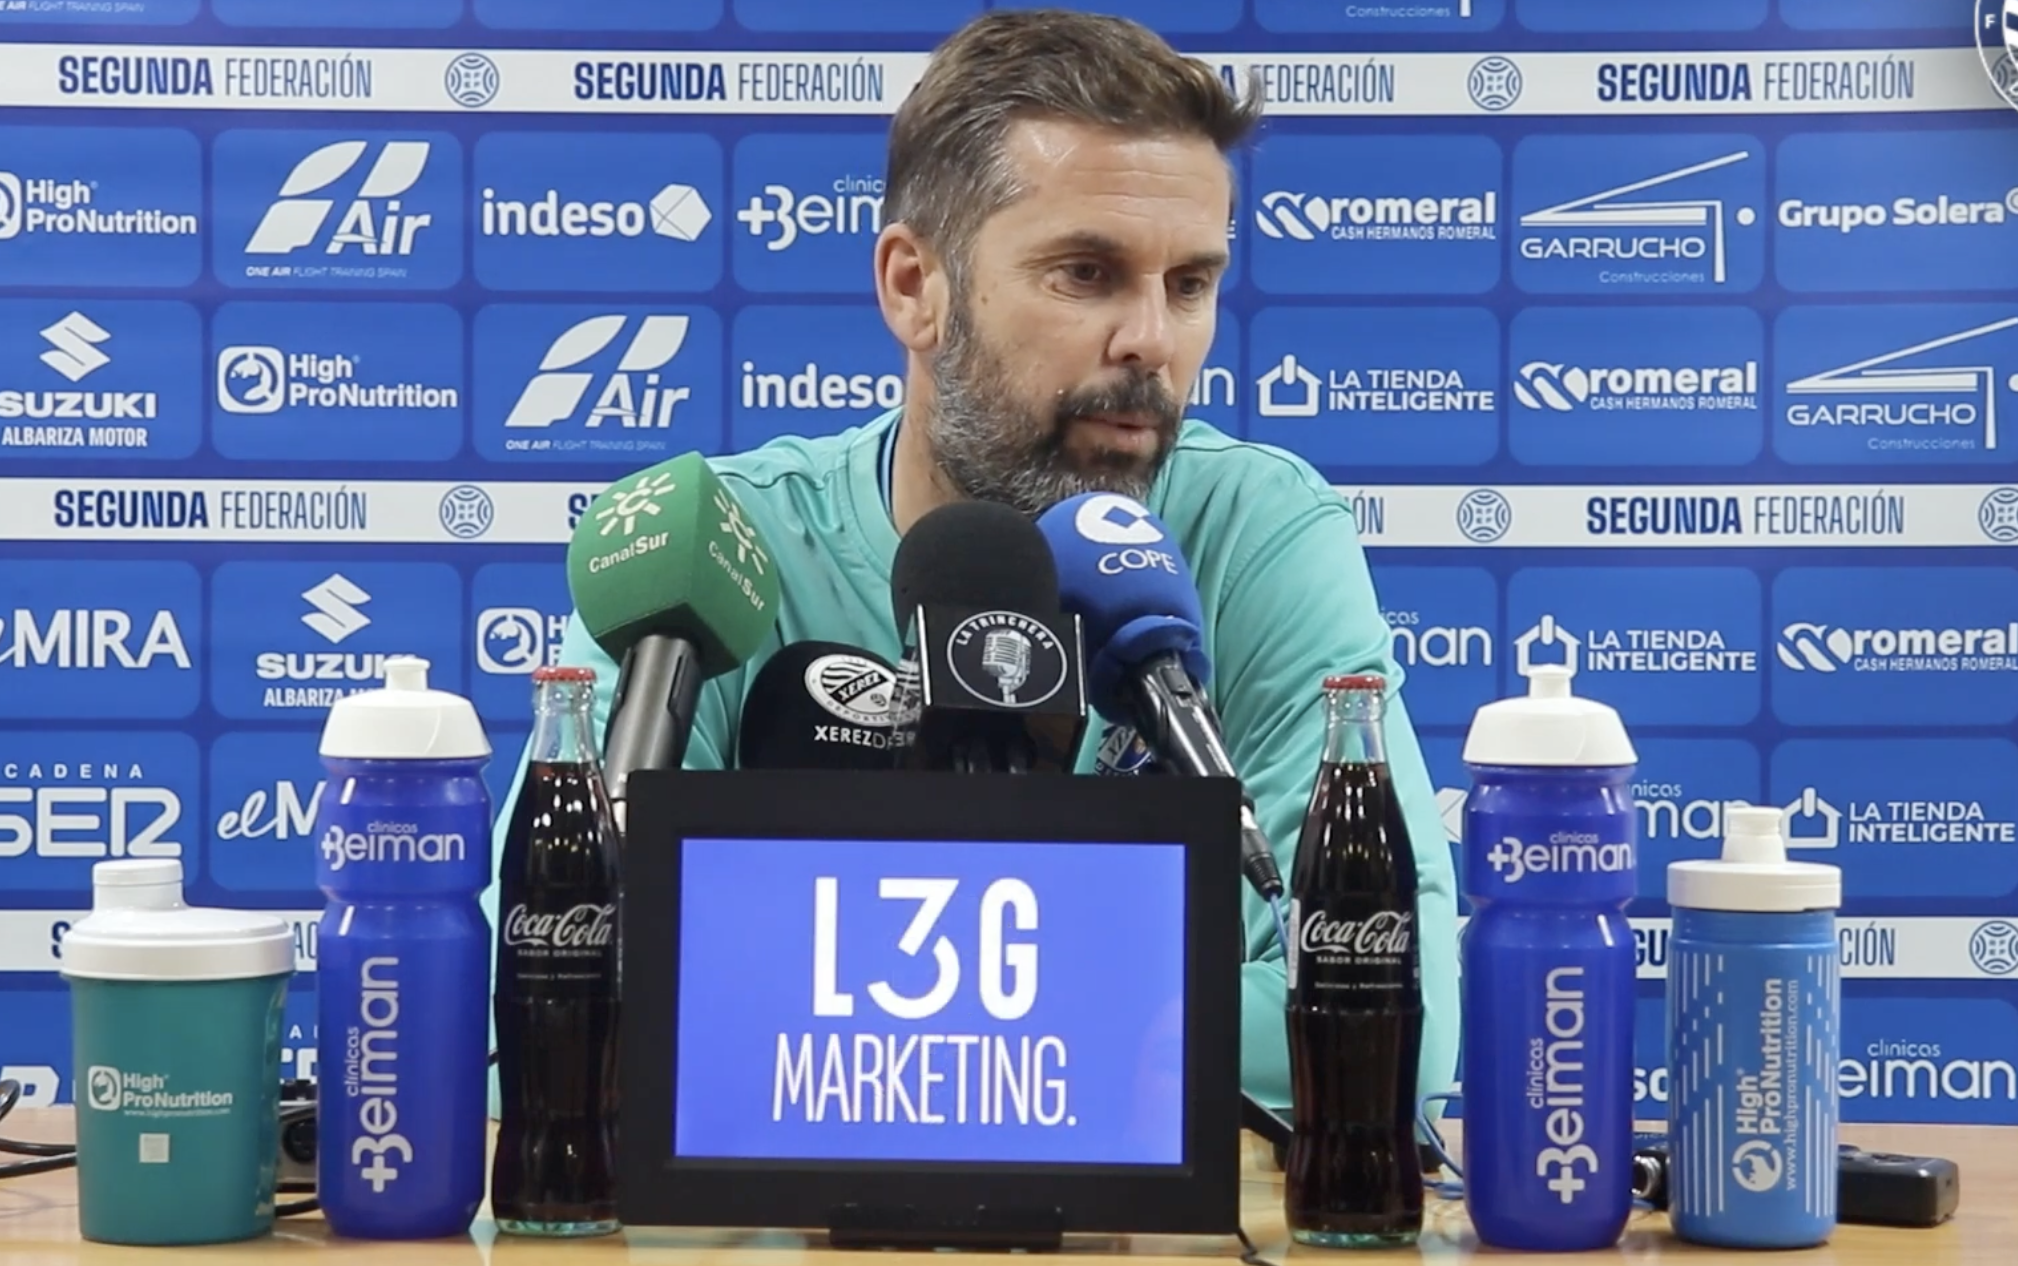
[0,126,200,287]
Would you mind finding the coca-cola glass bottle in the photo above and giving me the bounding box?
[493,665,621,1237]
[1283,672,1425,1248]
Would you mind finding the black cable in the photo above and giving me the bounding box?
[1234,1225,1277,1266]
[0,1079,76,1179]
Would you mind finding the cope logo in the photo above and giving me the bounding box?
[1772,737,2018,900]
[212,0,461,27]
[1509,567,1762,726]
[211,131,463,290]
[470,562,573,720]
[1775,130,2018,294]
[1248,306,1498,468]
[474,131,721,293]
[1627,738,1762,904]
[1518,0,1764,32]
[1508,306,1763,467]
[1775,304,2018,466]
[1773,566,2018,726]
[208,562,463,719]
[1512,136,1765,293]
[0,731,196,891]
[1367,565,1498,726]
[474,0,724,30]
[732,305,904,451]
[211,301,463,462]
[673,836,1188,1163]
[1254,0,1503,31]
[0,299,200,460]
[208,729,324,894]
[1249,135,1503,296]
[732,132,887,294]
[0,125,200,287]
[475,304,725,462]
[0,561,198,720]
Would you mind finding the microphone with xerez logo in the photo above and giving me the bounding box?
[736,642,898,771]
[565,453,782,826]
[1036,492,1285,906]
[888,501,1089,774]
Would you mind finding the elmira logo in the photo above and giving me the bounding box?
[1977,1,2018,109]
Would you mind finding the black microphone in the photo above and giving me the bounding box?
[888,501,1088,774]
[737,642,898,770]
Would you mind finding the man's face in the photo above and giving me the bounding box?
[925,118,1232,516]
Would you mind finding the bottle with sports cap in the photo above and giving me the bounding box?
[1668,804,1841,1249]
[1457,664,1638,1250]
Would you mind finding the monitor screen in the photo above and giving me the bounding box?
[672,835,1188,1167]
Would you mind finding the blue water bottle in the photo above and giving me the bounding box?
[1668,804,1841,1249]
[1459,664,1638,1251]
[314,655,494,1239]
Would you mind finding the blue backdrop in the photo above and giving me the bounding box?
[1,0,2015,1129]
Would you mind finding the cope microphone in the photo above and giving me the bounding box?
[737,641,898,770]
[1036,491,1284,902]
[889,500,1088,774]
[565,452,782,824]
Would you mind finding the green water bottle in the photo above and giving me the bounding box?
[61,859,295,1246]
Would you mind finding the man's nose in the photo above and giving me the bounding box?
[1108,284,1177,372]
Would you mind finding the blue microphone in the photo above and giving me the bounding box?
[1037,492,1284,903]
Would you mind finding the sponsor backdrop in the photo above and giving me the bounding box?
[0,0,2015,1132]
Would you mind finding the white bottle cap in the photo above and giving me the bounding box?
[61,860,295,982]
[319,654,492,761]
[1667,804,1842,913]
[1460,664,1637,767]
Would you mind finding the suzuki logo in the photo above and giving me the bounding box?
[38,312,112,383]
[300,574,371,644]
[503,314,691,431]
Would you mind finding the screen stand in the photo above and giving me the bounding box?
[826,1203,1066,1252]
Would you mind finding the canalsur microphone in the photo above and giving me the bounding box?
[737,641,897,771]
[1036,491,1283,902]
[889,500,1088,774]
[566,452,782,822]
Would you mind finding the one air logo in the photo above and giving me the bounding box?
[597,470,675,537]
[1518,151,1756,284]
[246,141,434,258]
[714,488,768,574]
[1784,317,2018,451]
[40,312,110,382]
[300,574,371,644]
[504,314,692,431]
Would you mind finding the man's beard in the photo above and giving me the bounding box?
[923,298,1184,518]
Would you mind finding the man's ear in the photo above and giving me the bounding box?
[875,222,949,355]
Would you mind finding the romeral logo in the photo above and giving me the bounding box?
[0,734,194,868]
[1255,187,1498,243]
[320,820,466,871]
[245,140,435,258]
[476,607,567,675]
[1780,309,2017,461]
[737,175,882,252]
[1513,140,1763,291]
[1777,619,2018,674]
[1484,833,1633,884]
[1513,358,1758,414]
[505,313,689,432]
[0,312,161,454]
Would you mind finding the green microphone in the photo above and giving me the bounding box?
[565,452,781,816]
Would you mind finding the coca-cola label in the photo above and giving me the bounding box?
[499,897,618,994]
[1290,902,1418,998]
[1300,909,1413,958]
[504,902,614,950]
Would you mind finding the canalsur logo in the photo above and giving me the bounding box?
[1977,1,2018,110]
[598,470,674,537]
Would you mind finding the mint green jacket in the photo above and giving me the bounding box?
[486,408,1458,1114]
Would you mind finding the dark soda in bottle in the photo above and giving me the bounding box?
[493,665,621,1237]
[1284,672,1424,1248]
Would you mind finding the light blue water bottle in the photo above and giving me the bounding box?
[314,655,494,1239]
[1667,804,1842,1249]
[1459,665,1639,1251]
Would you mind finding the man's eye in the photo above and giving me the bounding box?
[1063,262,1106,286]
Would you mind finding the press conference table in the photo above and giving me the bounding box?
[0,1112,2005,1265]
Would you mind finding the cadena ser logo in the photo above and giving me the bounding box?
[473,131,721,294]
[212,130,462,290]
[0,731,196,890]
[475,304,724,462]
[1512,135,1764,294]
[208,562,463,719]
[0,300,201,460]
[1775,130,2018,294]
[1775,304,2018,466]
[1368,564,1498,727]
[731,132,886,293]
[1772,566,2018,727]
[0,125,200,287]
[1248,134,1503,296]
[0,561,198,720]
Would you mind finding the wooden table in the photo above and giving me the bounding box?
[0,1110,2003,1264]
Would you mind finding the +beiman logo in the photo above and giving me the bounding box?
[597,470,675,536]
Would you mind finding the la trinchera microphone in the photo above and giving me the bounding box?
[1036,491,1284,903]
[565,452,782,824]
[737,641,898,771]
[889,500,1088,774]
